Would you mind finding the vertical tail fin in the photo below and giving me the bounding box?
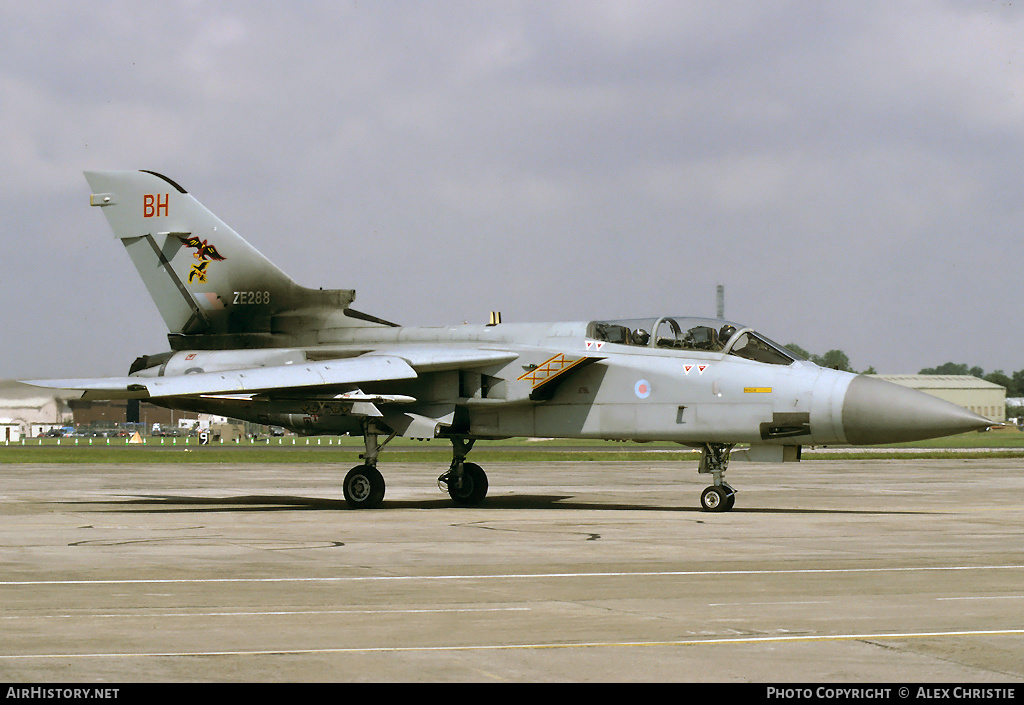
[84,170,386,349]
[84,170,313,337]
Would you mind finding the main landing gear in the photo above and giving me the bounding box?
[342,425,395,509]
[341,426,489,509]
[437,438,489,506]
[698,443,736,512]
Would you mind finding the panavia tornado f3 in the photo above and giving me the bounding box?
[25,170,993,511]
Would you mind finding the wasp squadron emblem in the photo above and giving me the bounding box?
[177,235,227,283]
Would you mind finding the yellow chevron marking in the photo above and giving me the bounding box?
[517,354,588,389]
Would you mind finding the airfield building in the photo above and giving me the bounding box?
[0,380,197,438]
[870,375,1006,424]
[0,380,74,440]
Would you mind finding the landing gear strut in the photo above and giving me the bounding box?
[342,423,395,509]
[698,443,736,512]
[438,437,488,506]
[342,426,489,509]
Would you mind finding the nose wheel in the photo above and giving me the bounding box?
[700,484,736,512]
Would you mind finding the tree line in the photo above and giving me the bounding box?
[785,344,865,374]
[916,362,1024,398]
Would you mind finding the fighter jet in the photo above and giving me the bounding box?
[25,170,993,511]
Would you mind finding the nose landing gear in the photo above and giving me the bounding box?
[698,443,736,512]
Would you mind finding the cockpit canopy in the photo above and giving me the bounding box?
[587,317,801,366]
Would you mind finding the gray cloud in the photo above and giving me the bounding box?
[2,0,1022,378]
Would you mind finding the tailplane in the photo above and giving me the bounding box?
[84,170,391,350]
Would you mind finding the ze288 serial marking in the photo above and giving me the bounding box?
[233,291,271,305]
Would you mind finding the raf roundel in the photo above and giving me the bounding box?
[634,379,651,399]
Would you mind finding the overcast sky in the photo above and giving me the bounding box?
[2,0,1022,379]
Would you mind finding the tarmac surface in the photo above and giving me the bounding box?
[1,458,1023,683]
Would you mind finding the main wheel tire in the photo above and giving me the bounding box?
[447,462,488,506]
[343,465,386,509]
[700,485,734,512]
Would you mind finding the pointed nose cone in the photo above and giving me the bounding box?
[841,375,993,445]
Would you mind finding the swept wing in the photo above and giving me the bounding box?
[25,356,417,401]
[24,349,519,402]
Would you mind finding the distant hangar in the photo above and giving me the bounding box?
[0,380,191,441]
[0,381,73,441]
[871,375,1006,424]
